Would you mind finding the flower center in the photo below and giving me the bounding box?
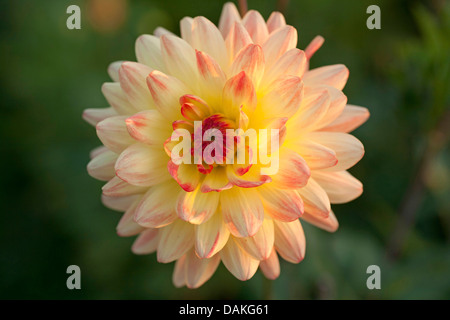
[192,114,236,174]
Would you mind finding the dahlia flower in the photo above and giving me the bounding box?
[83,2,369,288]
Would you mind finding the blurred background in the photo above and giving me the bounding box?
[0,0,449,299]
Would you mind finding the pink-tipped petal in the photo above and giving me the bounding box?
[134,181,180,228]
[200,166,233,193]
[222,71,256,120]
[221,187,264,238]
[157,219,195,263]
[132,228,159,255]
[185,249,221,289]
[271,148,311,189]
[303,64,349,91]
[135,34,166,72]
[266,12,286,33]
[273,219,306,263]
[230,44,265,89]
[87,150,118,181]
[115,143,171,187]
[96,116,135,154]
[160,35,198,88]
[101,82,136,115]
[219,2,241,38]
[313,170,363,204]
[261,48,307,88]
[125,110,172,145]
[116,200,145,237]
[102,176,148,197]
[195,212,230,259]
[220,237,260,281]
[225,22,253,61]
[301,210,339,233]
[262,26,297,69]
[242,10,269,45]
[107,61,123,82]
[176,187,220,224]
[83,107,117,127]
[259,249,280,280]
[119,62,154,110]
[304,35,324,60]
[320,105,370,133]
[101,194,140,212]
[146,70,189,122]
[306,132,365,172]
[168,160,202,192]
[191,16,228,70]
[235,218,274,260]
[259,185,304,222]
[297,177,331,218]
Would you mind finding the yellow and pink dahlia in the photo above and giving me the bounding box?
[83,2,369,288]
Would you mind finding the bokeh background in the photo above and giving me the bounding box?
[0,0,449,299]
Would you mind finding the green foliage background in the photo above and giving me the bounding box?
[0,0,448,299]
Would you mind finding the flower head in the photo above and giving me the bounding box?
[83,2,369,288]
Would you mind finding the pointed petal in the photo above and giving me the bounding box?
[195,212,230,259]
[271,148,310,189]
[135,34,166,72]
[221,187,264,237]
[132,228,159,254]
[176,187,220,224]
[219,2,241,38]
[154,27,174,37]
[262,26,297,69]
[314,86,347,128]
[319,105,370,133]
[125,110,172,145]
[172,254,187,288]
[273,219,305,263]
[157,219,195,263]
[196,50,227,103]
[303,64,349,91]
[261,48,307,88]
[134,181,180,228]
[222,71,256,120]
[102,82,136,115]
[96,116,134,154]
[101,194,140,212]
[116,200,145,237]
[87,150,118,181]
[119,62,154,110]
[180,17,193,44]
[313,170,363,204]
[220,237,259,281]
[242,10,269,45]
[288,138,338,170]
[260,75,303,118]
[185,249,221,289]
[200,166,232,192]
[259,249,280,280]
[225,22,253,62]
[83,107,117,127]
[267,12,286,33]
[297,177,331,218]
[102,176,147,197]
[230,44,265,89]
[301,210,339,233]
[191,17,228,70]
[107,61,123,82]
[160,34,198,88]
[146,70,189,121]
[306,132,365,171]
[167,161,202,192]
[304,35,324,60]
[226,164,271,188]
[115,143,170,187]
[235,218,274,260]
[259,185,304,222]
